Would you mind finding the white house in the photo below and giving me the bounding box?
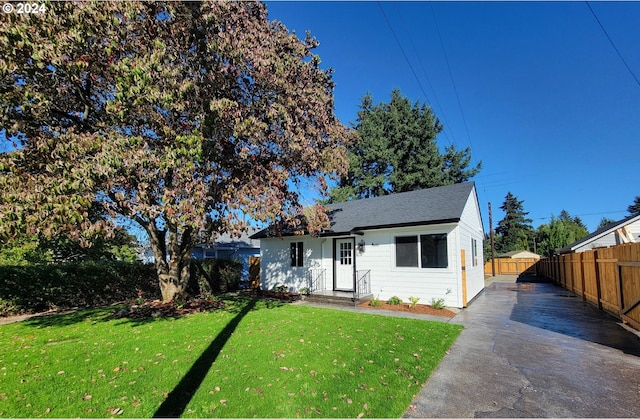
[557,214,640,254]
[251,182,485,308]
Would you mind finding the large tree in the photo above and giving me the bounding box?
[535,210,589,257]
[495,192,533,253]
[329,89,480,202]
[0,1,352,301]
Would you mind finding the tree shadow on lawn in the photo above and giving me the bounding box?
[153,297,257,418]
[16,295,288,328]
[20,306,115,328]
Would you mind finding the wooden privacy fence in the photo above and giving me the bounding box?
[536,242,640,331]
[484,257,539,275]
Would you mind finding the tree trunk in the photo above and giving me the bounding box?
[146,222,195,302]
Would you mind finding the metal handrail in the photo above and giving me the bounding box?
[355,270,371,299]
[308,268,326,293]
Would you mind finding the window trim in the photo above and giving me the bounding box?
[290,241,304,267]
[394,232,449,269]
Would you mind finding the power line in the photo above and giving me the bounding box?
[429,4,475,151]
[389,2,456,146]
[586,1,640,90]
[376,2,431,105]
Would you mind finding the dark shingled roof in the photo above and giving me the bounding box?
[251,182,476,239]
[556,213,640,254]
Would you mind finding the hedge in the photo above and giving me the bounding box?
[0,261,158,316]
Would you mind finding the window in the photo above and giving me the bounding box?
[396,234,448,268]
[339,241,353,265]
[471,238,479,266]
[290,242,304,267]
[395,236,419,267]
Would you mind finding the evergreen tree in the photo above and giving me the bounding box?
[329,89,481,201]
[442,144,482,185]
[627,196,640,216]
[597,217,617,230]
[495,192,533,253]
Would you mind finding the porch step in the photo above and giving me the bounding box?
[306,291,372,307]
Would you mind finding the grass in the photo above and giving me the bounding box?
[0,297,462,418]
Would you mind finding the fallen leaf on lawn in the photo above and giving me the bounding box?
[220,400,227,405]
[83,394,92,400]
[310,370,317,376]
[44,408,51,414]
[394,358,400,362]
[57,371,65,375]
[113,367,120,372]
[108,407,124,415]
[347,399,353,404]
[357,413,364,418]
[413,353,420,358]
[215,386,220,391]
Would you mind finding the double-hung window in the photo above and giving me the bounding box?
[395,234,448,268]
[290,242,304,267]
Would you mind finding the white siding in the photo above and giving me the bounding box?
[354,224,461,307]
[456,187,485,306]
[260,236,327,292]
[574,219,640,252]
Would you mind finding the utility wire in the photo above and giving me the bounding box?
[586,1,640,89]
[390,2,456,146]
[429,4,474,151]
[376,3,432,106]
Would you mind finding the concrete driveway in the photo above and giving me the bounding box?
[405,275,640,418]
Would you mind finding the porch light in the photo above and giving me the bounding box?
[358,239,365,253]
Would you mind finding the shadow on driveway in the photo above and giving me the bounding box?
[509,275,640,356]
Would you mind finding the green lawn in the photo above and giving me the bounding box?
[0,297,462,418]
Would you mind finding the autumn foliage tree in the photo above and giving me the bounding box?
[0,1,352,301]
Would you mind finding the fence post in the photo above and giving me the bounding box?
[594,249,603,311]
[579,252,586,301]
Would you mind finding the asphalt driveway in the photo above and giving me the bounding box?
[404,275,640,418]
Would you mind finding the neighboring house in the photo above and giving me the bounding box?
[192,228,261,281]
[498,250,541,259]
[557,214,640,254]
[251,182,485,308]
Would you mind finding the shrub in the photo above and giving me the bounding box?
[192,258,242,294]
[387,295,402,305]
[273,284,288,293]
[369,295,382,307]
[408,296,420,309]
[430,297,446,309]
[0,261,157,315]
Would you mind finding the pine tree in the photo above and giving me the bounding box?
[330,89,481,201]
[627,196,640,216]
[495,192,533,253]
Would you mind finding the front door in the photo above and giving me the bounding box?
[335,238,355,291]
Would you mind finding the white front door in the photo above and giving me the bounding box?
[335,238,354,291]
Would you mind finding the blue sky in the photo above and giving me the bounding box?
[265,1,640,233]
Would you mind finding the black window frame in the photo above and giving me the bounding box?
[290,241,304,267]
[395,233,448,269]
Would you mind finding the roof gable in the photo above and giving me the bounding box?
[252,182,476,238]
[557,213,640,254]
